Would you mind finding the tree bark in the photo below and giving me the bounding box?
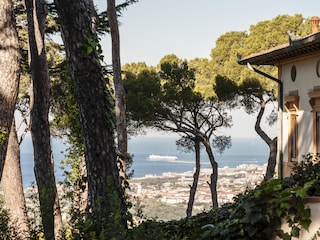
[265,137,277,179]
[25,0,63,238]
[54,0,128,228]
[186,138,201,217]
[203,138,218,208]
[255,100,277,179]
[0,0,20,179]
[107,0,129,180]
[2,120,30,239]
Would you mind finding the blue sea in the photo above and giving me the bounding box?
[20,135,269,188]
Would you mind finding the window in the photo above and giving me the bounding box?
[288,113,298,162]
[284,91,299,162]
[308,87,320,154]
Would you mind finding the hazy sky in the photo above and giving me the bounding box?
[98,0,320,66]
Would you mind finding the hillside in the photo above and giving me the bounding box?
[128,164,267,221]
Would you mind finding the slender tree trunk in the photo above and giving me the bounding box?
[26,0,63,238]
[186,139,201,217]
[0,0,20,178]
[203,138,218,208]
[107,0,129,180]
[265,137,277,179]
[2,120,30,239]
[255,101,277,179]
[54,0,128,229]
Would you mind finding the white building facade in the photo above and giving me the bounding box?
[239,17,320,177]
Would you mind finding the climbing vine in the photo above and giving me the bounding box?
[85,30,116,129]
[0,124,7,145]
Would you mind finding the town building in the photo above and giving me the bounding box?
[238,17,320,177]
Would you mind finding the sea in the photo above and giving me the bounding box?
[19,134,269,188]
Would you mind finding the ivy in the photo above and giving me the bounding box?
[0,123,7,145]
[85,31,105,66]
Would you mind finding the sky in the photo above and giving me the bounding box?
[97,0,320,66]
[94,0,320,138]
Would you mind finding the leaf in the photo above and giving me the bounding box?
[87,46,93,55]
[291,226,300,237]
[280,202,290,209]
[249,213,263,225]
[300,218,311,230]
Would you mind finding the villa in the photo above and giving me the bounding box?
[238,16,320,178]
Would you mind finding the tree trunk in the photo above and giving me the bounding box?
[254,101,277,179]
[0,0,20,179]
[2,120,30,239]
[203,138,218,208]
[26,0,63,238]
[107,0,129,181]
[54,0,128,229]
[265,137,277,179]
[186,138,201,217]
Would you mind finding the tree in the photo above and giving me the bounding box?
[206,15,314,179]
[189,58,216,98]
[211,31,248,82]
[107,0,129,181]
[242,14,307,56]
[215,76,277,179]
[124,55,232,209]
[25,0,63,238]
[0,0,20,178]
[54,0,129,233]
[177,136,202,217]
[239,78,278,179]
[2,120,30,238]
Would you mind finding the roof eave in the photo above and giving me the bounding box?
[238,33,320,66]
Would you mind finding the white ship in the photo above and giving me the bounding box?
[148,154,178,161]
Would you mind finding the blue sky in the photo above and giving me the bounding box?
[97,0,320,66]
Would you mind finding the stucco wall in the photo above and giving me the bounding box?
[280,56,320,167]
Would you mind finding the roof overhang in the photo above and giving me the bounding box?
[238,32,320,66]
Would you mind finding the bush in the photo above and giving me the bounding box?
[285,153,320,196]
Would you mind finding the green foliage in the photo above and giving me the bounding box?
[190,14,312,98]
[211,31,248,82]
[215,75,277,118]
[284,153,320,196]
[243,14,306,55]
[196,178,311,240]
[122,62,154,76]
[0,198,13,239]
[189,58,216,98]
[25,184,45,240]
[127,157,320,239]
[214,74,239,103]
[212,135,231,154]
[124,55,232,158]
[67,176,132,240]
[0,126,6,145]
[124,68,161,125]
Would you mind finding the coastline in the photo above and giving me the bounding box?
[19,163,268,222]
[130,163,268,180]
[128,163,267,220]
